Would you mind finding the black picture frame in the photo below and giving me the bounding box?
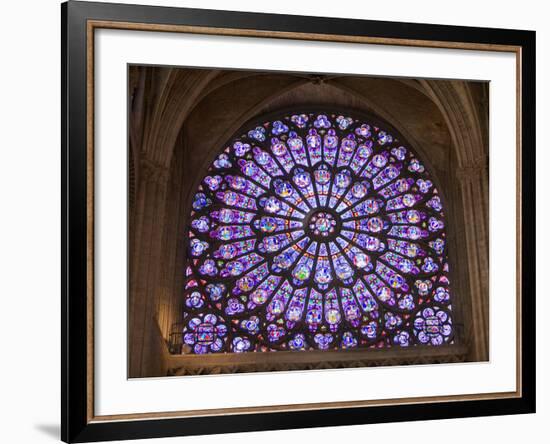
[62,1,536,442]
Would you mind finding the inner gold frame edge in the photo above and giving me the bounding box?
[85,19,523,423]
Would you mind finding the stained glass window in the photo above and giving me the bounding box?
[182,112,453,354]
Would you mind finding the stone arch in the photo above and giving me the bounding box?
[418,79,489,360]
[180,76,454,212]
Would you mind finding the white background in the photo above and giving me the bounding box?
[0,0,546,443]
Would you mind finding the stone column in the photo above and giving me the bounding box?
[456,161,489,361]
[129,158,170,378]
[156,130,188,343]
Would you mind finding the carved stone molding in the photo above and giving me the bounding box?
[419,80,487,168]
[139,158,170,185]
[455,162,489,183]
[167,346,469,377]
[143,69,219,167]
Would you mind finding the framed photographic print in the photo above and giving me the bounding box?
[61,0,536,442]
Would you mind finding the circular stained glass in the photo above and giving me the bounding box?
[182,112,453,354]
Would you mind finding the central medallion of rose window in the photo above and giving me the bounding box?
[307,210,339,239]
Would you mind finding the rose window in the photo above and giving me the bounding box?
[182,112,453,354]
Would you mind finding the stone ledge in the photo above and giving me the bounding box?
[162,340,469,376]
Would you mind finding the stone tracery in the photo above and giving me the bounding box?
[182,111,454,354]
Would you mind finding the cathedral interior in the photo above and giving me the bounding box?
[127,65,489,378]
